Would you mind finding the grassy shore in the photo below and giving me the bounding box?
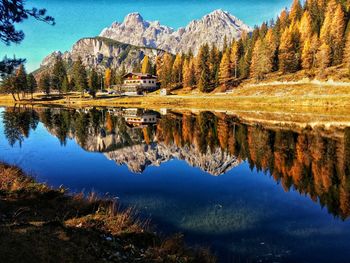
[1,82,350,126]
[0,162,214,263]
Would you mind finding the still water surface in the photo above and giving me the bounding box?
[0,106,350,263]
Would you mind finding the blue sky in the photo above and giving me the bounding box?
[0,0,291,72]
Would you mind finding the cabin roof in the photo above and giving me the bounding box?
[123,72,157,79]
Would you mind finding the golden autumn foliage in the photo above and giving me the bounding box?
[104,68,112,89]
[219,50,231,84]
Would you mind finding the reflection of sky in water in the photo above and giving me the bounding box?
[0,108,350,263]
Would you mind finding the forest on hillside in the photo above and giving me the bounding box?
[2,0,350,98]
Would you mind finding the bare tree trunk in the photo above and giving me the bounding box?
[11,93,17,101]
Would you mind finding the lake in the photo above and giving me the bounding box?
[0,105,350,263]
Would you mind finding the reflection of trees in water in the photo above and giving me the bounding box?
[2,107,350,219]
[156,112,350,219]
[2,106,39,147]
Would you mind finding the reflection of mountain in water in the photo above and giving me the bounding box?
[105,143,240,175]
[2,106,350,219]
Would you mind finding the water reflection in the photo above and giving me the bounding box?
[3,106,350,221]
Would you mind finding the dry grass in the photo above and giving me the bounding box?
[0,162,215,263]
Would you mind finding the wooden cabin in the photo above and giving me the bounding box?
[121,73,158,96]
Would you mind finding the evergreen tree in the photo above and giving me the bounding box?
[62,75,70,93]
[51,56,66,94]
[1,75,17,101]
[26,73,37,99]
[88,68,99,97]
[158,53,174,89]
[250,39,273,80]
[183,57,196,88]
[116,65,126,85]
[72,57,88,96]
[209,45,220,87]
[301,34,318,70]
[39,73,51,95]
[15,64,27,99]
[172,54,183,84]
[197,44,211,92]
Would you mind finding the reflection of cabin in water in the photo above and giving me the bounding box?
[123,108,158,127]
[120,73,158,96]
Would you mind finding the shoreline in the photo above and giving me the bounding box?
[1,82,350,126]
[0,162,214,262]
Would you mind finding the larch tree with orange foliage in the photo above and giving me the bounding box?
[104,68,112,89]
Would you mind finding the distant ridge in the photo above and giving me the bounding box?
[99,9,252,54]
[37,10,251,75]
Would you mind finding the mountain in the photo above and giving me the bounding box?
[35,37,163,76]
[100,9,252,54]
[36,9,251,76]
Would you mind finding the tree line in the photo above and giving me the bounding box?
[3,0,350,97]
[152,0,350,92]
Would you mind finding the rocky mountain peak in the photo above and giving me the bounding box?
[123,12,145,25]
[99,10,252,54]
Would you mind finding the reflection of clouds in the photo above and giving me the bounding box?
[122,195,267,235]
[285,226,345,238]
[179,204,263,234]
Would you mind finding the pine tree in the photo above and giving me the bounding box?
[197,44,211,92]
[317,42,331,69]
[72,57,88,96]
[141,56,152,74]
[343,31,350,69]
[51,56,66,94]
[279,9,290,32]
[116,65,126,85]
[88,68,99,97]
[219,50,231,86]
[320,0,344,65]
[209,45,220,86]
[289,0,303,22]
[26,73,37,99]
[158,53,174,89]
[182,58,190,88]
[279,24,301,73]
[62,75,70,93]
[332,4,346,65]
[264,28,278,71]
[1,75,17,101]
[301,37,313,70]
[182,57,196,88]
[299,11,313,44]
[230,40,243,78]
[15,64,27,99]
[172,54,183,84]
[250,39,273,80]
[39,73,51,95]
